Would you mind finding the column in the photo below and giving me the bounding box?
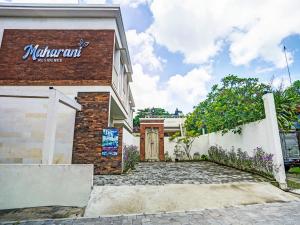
[42,89,59,164]
[263,93,287,189]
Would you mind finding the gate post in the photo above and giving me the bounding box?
[263,93,287,189]
[42,89,59,164]
[140,118,165,161]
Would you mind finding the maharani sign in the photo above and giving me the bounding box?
[22,39,89,62]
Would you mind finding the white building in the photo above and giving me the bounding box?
[0,4,135,174]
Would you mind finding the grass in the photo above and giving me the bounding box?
[288,167,300,174]
[286,168,300,189]
[287,179,300,189]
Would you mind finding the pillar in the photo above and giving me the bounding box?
[263,93,287,189]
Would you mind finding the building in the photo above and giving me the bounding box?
[0,4,135,174]
[164,117,185,136]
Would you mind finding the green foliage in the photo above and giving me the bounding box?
[208,146,275,178]
[169,131,197,160]
[173,143,186,160]
[185,75,270,135]
[288,167,300,174]
[287,179,300,189]
[133,107,171,127]
[273,80,300,131]
[192,152,208,161]
[201,154,208,161]
[123,145,140,172]
[185,75,300,135]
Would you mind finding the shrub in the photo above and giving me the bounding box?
[123,145,140,172]
[192,152,208,161]
[208,145,275,178]
[169,131,197,160]
[173,144,186,160]
[193,152,201,160]
[288,167,300,174]
[201,154,208,161]
[164,151,173,162]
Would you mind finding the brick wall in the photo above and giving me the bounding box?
[0,29,114,86]
[72,92,123,174]
[140,120,165,161]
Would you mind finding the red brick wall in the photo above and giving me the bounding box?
[140,121,164,161]
[0,29,114,86]
[72,92,123,174]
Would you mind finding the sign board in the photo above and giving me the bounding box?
[22,39,89,62]
[101,128,119,157]
[0,29,114,85]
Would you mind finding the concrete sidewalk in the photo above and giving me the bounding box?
[4,200,300,225]
[85,182,298,217]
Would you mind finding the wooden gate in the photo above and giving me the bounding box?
[145,128,159,161]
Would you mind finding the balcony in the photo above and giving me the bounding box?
[112,65,133,117]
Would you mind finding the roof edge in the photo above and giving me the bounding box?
[0,3,133,74]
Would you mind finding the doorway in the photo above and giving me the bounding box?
[145,128,159,161]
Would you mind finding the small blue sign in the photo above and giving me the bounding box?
[101,128,119,157]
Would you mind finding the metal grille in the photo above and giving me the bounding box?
[280,131,300,161]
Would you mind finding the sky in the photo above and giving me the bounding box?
[1,0,300,114]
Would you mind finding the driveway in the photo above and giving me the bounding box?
[94,161,268,186]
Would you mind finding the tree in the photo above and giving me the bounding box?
[185,75,300,135]
[133,107,171,127]
[273,80,300,131]
[185,75,270,135]
[169,131,197,160]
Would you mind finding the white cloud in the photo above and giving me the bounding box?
[126,28,211,113]
[112,0,151,8]
[131,64,168,109]
[131,64,212,113]
[167,67,212,108]
[149,0,299,68]
[126,29,164,71]
[271,75,291,90]
[81,0,106,3]
[255,66,276,74]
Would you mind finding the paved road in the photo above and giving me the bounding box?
[94,162,268,186]
[2,201,300,225]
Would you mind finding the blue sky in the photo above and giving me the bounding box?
[118,1,300,114]
[1,0,300,113]
[121,2,300,82]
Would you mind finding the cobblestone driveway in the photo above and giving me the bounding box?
[94,161,267,186]
[3,201,300,225]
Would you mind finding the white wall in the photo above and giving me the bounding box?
[165,94,287,188]
[123,127,137,147]
[209,119,269,155]
[0,96,76,164]
[0,85,135,164]
[0,164,93,210]
[165,135,209,159]
[191,135,210,155]
[165,119,270,158]
[123,128,140,150]
[164,137,177,158]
